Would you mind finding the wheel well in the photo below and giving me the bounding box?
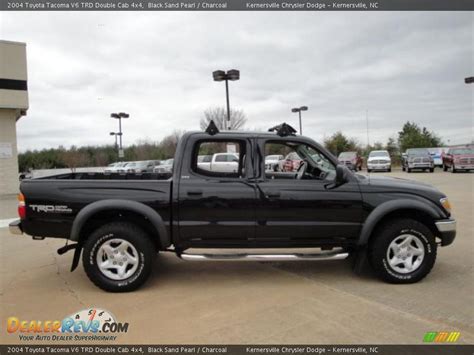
[78,209,161,250]
[367,209,439,245]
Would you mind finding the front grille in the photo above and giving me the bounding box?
[459,158,474,164]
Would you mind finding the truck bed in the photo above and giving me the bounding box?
[20,173,172,239]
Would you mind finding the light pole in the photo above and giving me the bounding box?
[212,69,240,130]
[465,77,474,84]
[109,132,122,154]
[291,106,308,135]
[110,112,129,158]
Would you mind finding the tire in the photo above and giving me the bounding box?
[407,168,412,173]
[368,218,437,284]
[429,168,434,173]
[402,166,406,172]
[82,222,155,292]
[451,164,456,173]
[443,164,447,172]
[367,169,371,173]
[388,167,392,173]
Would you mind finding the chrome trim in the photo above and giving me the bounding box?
[435,219,456,233]
[179,250,349,261]
[9,220,22,235]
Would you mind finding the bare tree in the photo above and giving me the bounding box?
[200,107,247,131]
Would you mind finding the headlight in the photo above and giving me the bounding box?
[440,197,452,214]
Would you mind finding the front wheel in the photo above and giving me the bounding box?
[443,164,448,172]
[368,218,437,284]
[429,168,434,173]
[82,222,156,292]
[451,164,457,173]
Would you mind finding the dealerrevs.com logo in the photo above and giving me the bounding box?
[423,331,460,343]
[6,308,129,342]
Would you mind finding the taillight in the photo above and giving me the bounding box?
[18,193,26,219]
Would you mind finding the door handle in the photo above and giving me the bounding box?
[187,190,203,196]
[266,191,280,198]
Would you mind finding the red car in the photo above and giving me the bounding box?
[442,147,474,173]
[282,152,302,172]
[338,151,363,171]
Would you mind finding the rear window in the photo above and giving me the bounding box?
[192,140,246,178]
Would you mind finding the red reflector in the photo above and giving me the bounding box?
[18,205,26,219]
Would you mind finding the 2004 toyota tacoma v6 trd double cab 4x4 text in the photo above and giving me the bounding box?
[9,122,456,292]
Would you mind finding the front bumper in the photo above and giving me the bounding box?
[9,219,23,235]
[435,219,456,246]
[368,164,391,170]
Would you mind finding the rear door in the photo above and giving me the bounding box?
[177,136,257,247]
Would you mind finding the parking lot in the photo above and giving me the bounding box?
[1,170,473,345]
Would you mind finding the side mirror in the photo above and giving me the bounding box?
[335,164,349,186]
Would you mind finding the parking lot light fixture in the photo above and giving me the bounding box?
[110,112,129,157]
[465,77,474,84]
[212,69,240,130]
[291,106,308,135]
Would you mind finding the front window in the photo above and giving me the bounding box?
[264,141,335,181]
[449,148,473,155]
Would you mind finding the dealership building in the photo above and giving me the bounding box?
[0,40,28,196]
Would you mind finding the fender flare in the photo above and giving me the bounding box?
[357,199,444,246]
[69,199,170,248]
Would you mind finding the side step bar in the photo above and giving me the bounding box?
[178,251,349,262]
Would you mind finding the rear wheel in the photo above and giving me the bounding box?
[82,222,155,292]
[368,218,437,283]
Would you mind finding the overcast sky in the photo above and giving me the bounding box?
[1,11,473,151]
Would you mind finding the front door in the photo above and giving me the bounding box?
[256,139,363,246]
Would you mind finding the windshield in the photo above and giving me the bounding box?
[339,152,356,159]
[450,148,473,155]
[407,149,429,156]
[369,151,389,158]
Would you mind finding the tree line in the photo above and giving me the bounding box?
[18,106,444,172]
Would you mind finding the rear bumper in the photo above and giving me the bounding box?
[9,219,23,235]
[435,219,456,246]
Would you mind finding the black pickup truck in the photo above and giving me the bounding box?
[10,123,456,292]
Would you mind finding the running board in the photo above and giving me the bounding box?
[178,251,349,261]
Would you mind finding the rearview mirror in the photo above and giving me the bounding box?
[335,164,350,186]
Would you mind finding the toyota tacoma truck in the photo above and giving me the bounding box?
[9,122,456,292]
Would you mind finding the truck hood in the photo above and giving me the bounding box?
[453,154,474,159]
[358,174,442,198]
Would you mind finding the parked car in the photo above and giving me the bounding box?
[154,158,174,174]
[104,162,127,173]
[197,153,239,173]
[427,148,445,168]
[282,152,302,172]
[442,147,474,173]
[338,151,363,171]
[402,148,434,173]
[10,123,456,292]
[265,155,284,172]
[367,150,391,172]
[123,160,158,173]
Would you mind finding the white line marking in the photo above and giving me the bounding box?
[0,218,18,228]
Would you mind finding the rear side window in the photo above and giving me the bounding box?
[192,140,246,178]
